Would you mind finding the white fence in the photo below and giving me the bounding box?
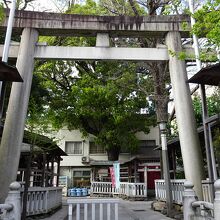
[67,198,119,220]
[0,182,62,219]
[202,180,214,203]
[21,187,62,216]
[155,179,185,204]
[91,182,147,198]
[155,179,214,205]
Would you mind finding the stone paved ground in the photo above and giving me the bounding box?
[38,198,174,220]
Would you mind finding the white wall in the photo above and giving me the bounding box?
[55,126,160,167]
[135,126,160,146]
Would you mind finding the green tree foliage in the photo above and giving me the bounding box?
[193,90,220,126]
[26,74,50,133]
[29,0,198,160]
[192,89,220,174]
[193,0,220,46]
[169,89,220,137]
[35,59,156,158]
[27,0,161,161]
[0,2,4,22]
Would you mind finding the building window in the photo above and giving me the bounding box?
[89,142,105,154]
[139,140,156,147]
[138,140,156,154]
[65,141,83,154]
[73,170,91,187]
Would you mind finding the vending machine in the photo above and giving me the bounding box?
[59,176,70,196]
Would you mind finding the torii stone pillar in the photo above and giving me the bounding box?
[166,31,204,199]
[0,28,38,202]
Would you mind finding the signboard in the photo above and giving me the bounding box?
[113,162,120,189]
[109,167,116,187]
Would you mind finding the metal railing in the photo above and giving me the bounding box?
[67,198,119,220]
[90,181,147,198]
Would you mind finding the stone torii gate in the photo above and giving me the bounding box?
[0,10,204,202]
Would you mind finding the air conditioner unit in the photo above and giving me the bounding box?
[81,156,90,163]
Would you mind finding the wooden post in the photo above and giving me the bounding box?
[128,165,131,183]
[41,154,46,187]
[46,158,49,187]
[171,148,176,179]
[56,158,61,187]
[51,156,54,186]
[134,161,137,183]
[21,152,32,220]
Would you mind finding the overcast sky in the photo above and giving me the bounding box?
[26,0,63,12]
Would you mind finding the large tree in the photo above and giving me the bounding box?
[29,0,196,160]
[35,58,156,160]
[29,0,162,161]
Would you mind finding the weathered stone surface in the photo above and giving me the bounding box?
[151,201,166,211]
[151,201,183,219]
[174,213,183,220]
[174,204,182,212]
[0,9,190,37]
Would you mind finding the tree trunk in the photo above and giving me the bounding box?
[107,147,120,161]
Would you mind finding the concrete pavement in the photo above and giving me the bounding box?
[117,200,173,220]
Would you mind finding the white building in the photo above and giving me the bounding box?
[55,126,160,189]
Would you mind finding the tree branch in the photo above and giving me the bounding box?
[128,0,139,16]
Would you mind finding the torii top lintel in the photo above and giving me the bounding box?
[0,10,190,37]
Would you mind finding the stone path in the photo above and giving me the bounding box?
[38,198,174,220]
